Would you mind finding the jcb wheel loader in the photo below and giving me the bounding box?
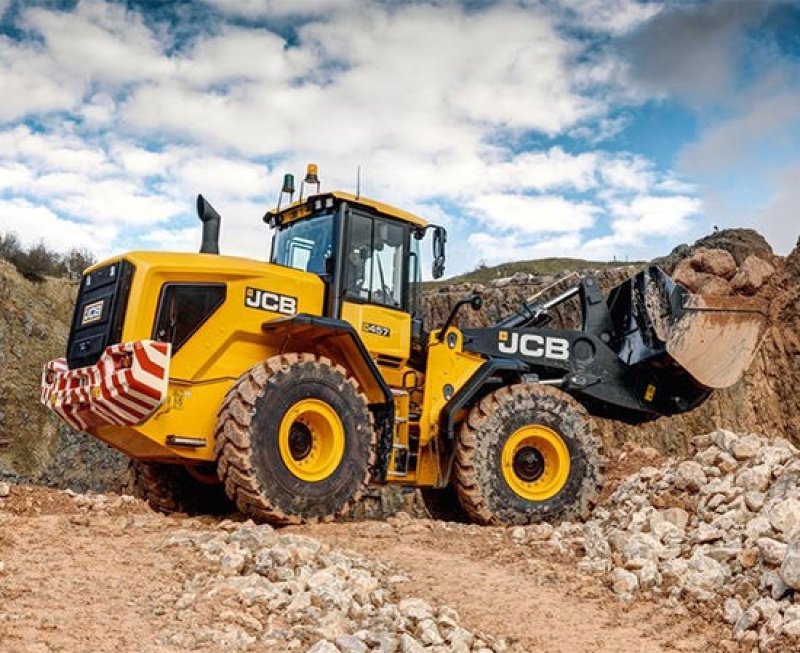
[41,167,767,526]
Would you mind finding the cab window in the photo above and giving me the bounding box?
[271,211,334,275]
[344,214,406,309]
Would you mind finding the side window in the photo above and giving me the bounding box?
[271,212,334,275]
[371,220,404,308]
[344,214,406,309]
[153,284,226,352]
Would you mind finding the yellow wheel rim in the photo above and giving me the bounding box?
[501,425,570,501]
[278,398,345,482]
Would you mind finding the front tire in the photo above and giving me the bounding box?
[454,384,603,525]
[215,353,375,525]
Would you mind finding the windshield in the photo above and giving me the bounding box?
[271,211,334,275]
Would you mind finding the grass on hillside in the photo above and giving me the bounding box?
[424,257,644,289]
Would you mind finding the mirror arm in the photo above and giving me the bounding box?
[437,293,483,341]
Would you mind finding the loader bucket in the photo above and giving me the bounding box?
[607,266,768,396]
[658,294,768,389]
[634,267,769,389]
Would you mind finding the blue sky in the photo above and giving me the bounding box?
[0,0,797,277]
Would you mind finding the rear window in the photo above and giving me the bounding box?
[153,284,226,352]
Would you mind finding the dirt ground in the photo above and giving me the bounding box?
[292,519,724,653]
[0,485,731,653]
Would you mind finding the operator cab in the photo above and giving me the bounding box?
[265,169,445,377]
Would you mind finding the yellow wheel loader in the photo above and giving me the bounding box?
[41,166,767,525]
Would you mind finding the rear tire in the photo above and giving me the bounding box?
[128,460,233,515]
[215,353,375,525]
[454,384,603,525]
[419,485,470,523]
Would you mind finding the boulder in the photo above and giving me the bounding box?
[731,256,775,295]
[675,461,707,492]
[690,248,738,280]
[757,538,787,566]
[611,568,639,594]
[768,498,800,537]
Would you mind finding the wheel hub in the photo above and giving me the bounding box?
[501,424,571,502]
[278,398,345,483]
[288,423,313,461]
[512,446,545,482]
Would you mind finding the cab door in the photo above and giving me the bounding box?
[340,212,411,372]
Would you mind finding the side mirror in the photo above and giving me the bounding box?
[437,292,482,341]
[432,226,447,279]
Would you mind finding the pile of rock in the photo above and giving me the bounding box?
[162,521,513,653]
[512,430,800,650]
[672,247,774,296]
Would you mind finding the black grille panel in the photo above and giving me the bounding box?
[66,260,134,369]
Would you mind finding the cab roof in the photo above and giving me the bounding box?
[264,191,429,229]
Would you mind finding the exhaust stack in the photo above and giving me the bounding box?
[197,194,220,254]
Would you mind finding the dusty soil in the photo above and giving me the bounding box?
[0,485,728,653]
[292,518,723,653]
[0,487,211,653]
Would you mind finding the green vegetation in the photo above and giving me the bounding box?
[424,257,644,289]
[0,232,95,283]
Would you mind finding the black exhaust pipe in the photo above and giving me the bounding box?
[197,194,220,254]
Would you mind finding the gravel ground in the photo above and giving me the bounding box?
[0,480,724,652]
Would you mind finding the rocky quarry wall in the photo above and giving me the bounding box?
[0,260,75,478]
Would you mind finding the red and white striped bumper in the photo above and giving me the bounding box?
[40,340,171,432]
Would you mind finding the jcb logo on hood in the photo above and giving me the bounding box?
[497,331,570,361]
[245,287,297,316]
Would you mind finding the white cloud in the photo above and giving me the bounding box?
[123,1,603,161]
[177,25,311,88]
[111,143,178,179]
[606,194,700,242]
[466,231,585,264]
[79,92,117,127]
[202,0,351,19]
[0,198,118,257]
[0,125,111,174]
[678,90,800,177]
[748,165,800,255]
[0,162,33,190]
[469,194,599,235]
[598,154,654,194]
[141,226,199,252]
[556,0,663,35]
[0,0,717,269]
[170,156,274,200]
[45,177,184,226]
[22,0,171,84]
[465,191,700,266]
[696,164,800,256]
[0,37,84,121]
[485,148,600,194]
